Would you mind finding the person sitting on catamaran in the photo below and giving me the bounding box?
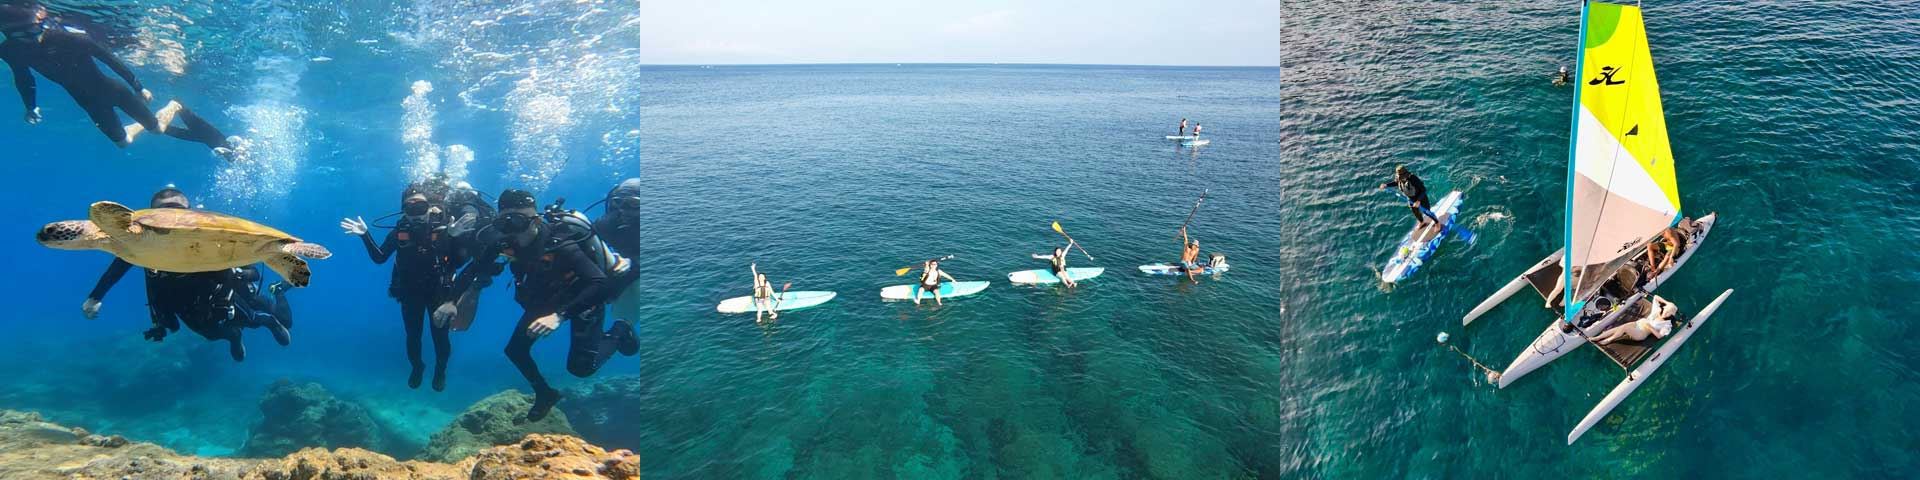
[1595,295,1677,345]
[1380,165,1439,229]
[750,263,777,322]
[1031,242,1078,288]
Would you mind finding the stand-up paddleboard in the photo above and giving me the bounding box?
[1008,267,1104,284]
[1181,139,1211,146]
[1139,259,1229,276]
[716,291,837,314]
[1381,190,1465,284]
[1166,135,1197,140]
[880,281,990,300]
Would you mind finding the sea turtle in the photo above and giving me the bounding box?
[36,201,332,286]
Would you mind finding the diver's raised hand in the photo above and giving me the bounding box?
[340,216,368,236]
[431,302,457,328]
[81,298,101,320]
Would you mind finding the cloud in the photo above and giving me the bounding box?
[940,9,1015,35]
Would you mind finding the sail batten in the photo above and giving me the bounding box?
[1564,1,1680,321]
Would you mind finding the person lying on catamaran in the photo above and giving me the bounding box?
[1179,227,1202,283]
[914,259,957,306]
[1031,242,1077,288]
[1595,295,1676,345]
[750,263,777,323]
[1380,165,1439,229]
[1178,118,1188,136]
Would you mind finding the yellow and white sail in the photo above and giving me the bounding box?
[1564,1,1681,308]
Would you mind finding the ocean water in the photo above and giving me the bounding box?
[0,0,637,460]
[637,64,1283,477]
[1280,1,1919,478]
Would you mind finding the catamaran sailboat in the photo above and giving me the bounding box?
[1456,0,1731,444]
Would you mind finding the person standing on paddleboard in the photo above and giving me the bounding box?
[914,259,957,306]
[1031,243,1078,288]
[1380,165,1438,230]
[1178,118,1188,136]
[750,263,777,322]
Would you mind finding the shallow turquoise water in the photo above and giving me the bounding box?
[637,64,1283,478]
[1280,1,1919,477]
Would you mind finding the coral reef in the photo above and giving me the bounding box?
[239,379,394,457]
[0,409,638,479]
[420,390,576,462]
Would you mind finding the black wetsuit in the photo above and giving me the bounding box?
[360,217,462,386]
[0,28,226,148]
[225,268,292,334]
[1392,173,1434,224]
[88,259,238,346]
[593,211,638,306]
[451,223,621,400]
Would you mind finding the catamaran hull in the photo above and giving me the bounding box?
[1497,214,1716,389]
[1462,248,1564,326]
[1567,288,1732,444]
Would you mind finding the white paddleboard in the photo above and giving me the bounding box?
[1008,267,1104,284]
[880,281,990,300]
[716,291,837,314]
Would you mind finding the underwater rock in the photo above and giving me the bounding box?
[420,390,576,462]
[0,409,639,479]
[239,379,391,457]
[561,375,645,447]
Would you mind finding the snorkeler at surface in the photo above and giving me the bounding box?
[80,187,265,361]
[0,2,237,156]
[342,183,468,391]
[437,189,638,421]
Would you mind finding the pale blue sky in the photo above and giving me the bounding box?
[641,0,1279,66]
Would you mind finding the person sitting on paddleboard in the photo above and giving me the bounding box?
[1178,118,1188,136]
[750,263,777,323]
[1180,227,1203,283]
[915,259,957,306]
[1595,295,1676,345]
[1031,243,1077,289]
[1380,165,1439,230]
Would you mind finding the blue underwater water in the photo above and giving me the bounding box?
[1280,0,1920,478]
[0,0,638,460]
[638,64,1283,478]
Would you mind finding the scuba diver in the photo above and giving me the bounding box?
[0,2,235,155]
[593,178,639,326]
[81,187,284,361]
[341,183,466,391]
[437,189,638,421]
[226,264,295,347]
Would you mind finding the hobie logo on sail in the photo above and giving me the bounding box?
[1588,66,1626,86]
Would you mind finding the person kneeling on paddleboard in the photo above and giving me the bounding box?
[1595,295,1676,345]
[750,263,777,322]
[1031,243,1077,289]
[1380,165,1438,230]
[915,259,957,306]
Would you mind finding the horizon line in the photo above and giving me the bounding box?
[638,61,1280,68]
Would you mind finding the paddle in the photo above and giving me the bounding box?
[1177,190,1209,238]
[1051,221,1094,261]
[768,282,793,311]
[895,255,955,276]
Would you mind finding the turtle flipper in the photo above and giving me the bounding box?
[88,202,140,236]
[282,241,331,260]
[264,253,311,288]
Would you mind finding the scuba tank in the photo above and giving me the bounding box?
[542,198,630,276]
